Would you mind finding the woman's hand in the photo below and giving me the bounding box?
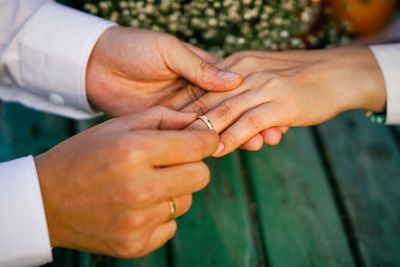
[35,107,218,258]
[163,47,386,156]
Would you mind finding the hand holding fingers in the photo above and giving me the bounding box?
[36,108,218,257]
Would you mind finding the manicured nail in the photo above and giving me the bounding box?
[213,143,225,156]
[217,71,240,82]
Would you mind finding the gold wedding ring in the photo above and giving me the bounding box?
[167,199,177,221]
[197,115,214,130]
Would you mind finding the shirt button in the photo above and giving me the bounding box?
[49,93,64,105]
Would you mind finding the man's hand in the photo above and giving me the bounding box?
[86,27,242,116]
[34,107,219,258]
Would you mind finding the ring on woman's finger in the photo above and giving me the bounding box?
[197,115,215,130]
[167,199,177,221]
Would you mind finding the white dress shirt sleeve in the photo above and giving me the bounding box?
[0,1,116,266]
[0,156,52,267]
[370,44,400,124]
[0,0,115,119]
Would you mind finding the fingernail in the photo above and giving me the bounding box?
[213,143,225,156]
[217,71,240,82]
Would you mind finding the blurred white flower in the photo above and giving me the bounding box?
[83,0,350,56]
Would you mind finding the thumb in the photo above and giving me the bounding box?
[166,42,243,92]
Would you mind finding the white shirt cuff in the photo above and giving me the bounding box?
[0,156,52,267]
[369,44,400,124]
[18,2,115,117]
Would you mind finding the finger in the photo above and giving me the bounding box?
[216,50,325,71]
[165,41,243,92]
[116,106,197,131]
[215,102,286,157]
[181,87,245,115]
[239,127,287,150]
[185,89,265,133]
[260,128,283,146]
[155,161,211,198]
[184,42,219,64]
[142,130,219,166]
[129,195,192,231]
[280,127,289,134]
[179,68,296,116]
[161,195,192,222]
[239,134,264,151]
[124,162,210,210]
[135,220,177,258]
[125,162,209,207]
[159,84,206,111]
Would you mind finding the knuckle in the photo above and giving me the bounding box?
[221,131,237,149]
[234,56,264,72]
[126,147,147,165]
[233,51,251,62]
[268,75,287,89]
[129,185,156,207]
[157,32,179,46]
[114,136,148,165]
[244,112,263,130]
[237,56,257,67]
[185,84,204,102]
[191,99,208,115]
[199,58,214,72]
[111,212,145,236]
[112,240,144,259]
[215,103,234,122]
[246,72,266,83]
[126,213,147,229]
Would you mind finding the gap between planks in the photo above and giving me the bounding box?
[238,152,270,267]
[311,127,365,267]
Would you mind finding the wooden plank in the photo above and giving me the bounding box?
[317,111,400,266]
[79,249,168,267]
[241,127,355,267]
[171,153,261,267]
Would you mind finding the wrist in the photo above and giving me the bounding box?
[34,154,62,248]
[336,47,386,113]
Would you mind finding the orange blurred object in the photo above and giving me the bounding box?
[326,0,397,36]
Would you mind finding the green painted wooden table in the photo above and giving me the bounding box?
[1,101,399,267]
